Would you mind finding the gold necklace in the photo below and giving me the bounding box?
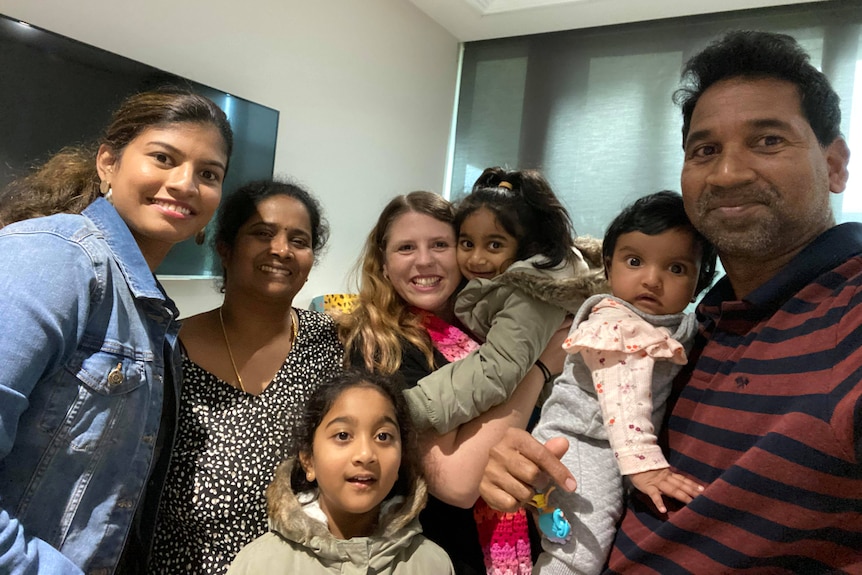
[218,306,298,393]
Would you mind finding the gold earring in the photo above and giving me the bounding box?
[195,229,206,245]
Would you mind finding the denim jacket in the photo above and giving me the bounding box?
[0,198,181,575]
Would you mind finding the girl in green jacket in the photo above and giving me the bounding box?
[228,370,453,574]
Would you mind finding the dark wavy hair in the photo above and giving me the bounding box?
[213,178,329,289]
[675,30,841,147]
[456,167,576,270]
[602,191,717,296]
[0,89,233,226]
[290,369,420,502]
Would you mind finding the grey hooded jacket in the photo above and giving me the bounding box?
[227,459,454,575]
[404,238,608,433]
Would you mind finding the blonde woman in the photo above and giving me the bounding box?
[340,191,570,575]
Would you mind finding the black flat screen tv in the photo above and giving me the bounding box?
[0,13,279,277]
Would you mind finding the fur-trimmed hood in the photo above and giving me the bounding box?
[227,459,453,574]
[463,237,608,315]
[265,458,428,560]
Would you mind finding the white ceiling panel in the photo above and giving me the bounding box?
[408,0,830,41]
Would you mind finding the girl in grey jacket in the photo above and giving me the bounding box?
[403,167,607,435]
[228,370,453,575]
[401,167,607,574]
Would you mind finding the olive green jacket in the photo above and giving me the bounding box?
[404,238,607,434]
[227,459,454,575]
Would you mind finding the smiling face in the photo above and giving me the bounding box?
[607,228,702,316]
[220,195,314,303]
[457,206,519,280]
[96,122,227,270]
[300,386,402,539]
[681,77,848,268]
[382,211,461,316]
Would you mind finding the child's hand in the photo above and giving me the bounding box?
[538,318,574,375]
[629,468,704,513]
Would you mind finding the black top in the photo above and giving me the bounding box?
[398,341,485,575]
[149,310,344,574]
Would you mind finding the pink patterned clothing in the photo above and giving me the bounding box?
[563,297,688,475]
[530,294,696,574]
[413,309,532,575]
[474,499,532,575]
[416,309,481,362]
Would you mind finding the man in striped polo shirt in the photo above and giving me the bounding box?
[480,30,861,573]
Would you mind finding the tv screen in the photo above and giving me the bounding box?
[0,13,279,277]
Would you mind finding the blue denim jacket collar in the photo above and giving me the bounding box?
[83,198,179,315]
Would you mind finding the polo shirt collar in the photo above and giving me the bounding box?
[701,222,862,312]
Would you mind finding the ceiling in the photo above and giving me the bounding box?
[408,0,828,42]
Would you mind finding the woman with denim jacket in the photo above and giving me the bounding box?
[0,90,233,575]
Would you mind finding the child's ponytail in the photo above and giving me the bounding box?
[463,167,575,270]
[471,166,509,191]
[516,169,575,270]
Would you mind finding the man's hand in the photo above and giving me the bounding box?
[479,427,577,513]
[629,468,704,513]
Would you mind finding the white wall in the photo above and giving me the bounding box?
[0,0,460,315]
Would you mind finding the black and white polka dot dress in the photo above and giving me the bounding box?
[148,309,343,574]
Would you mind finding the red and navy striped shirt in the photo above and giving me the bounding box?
[607,223,862,574]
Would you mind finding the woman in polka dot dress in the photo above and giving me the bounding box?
[148,180,343,574]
